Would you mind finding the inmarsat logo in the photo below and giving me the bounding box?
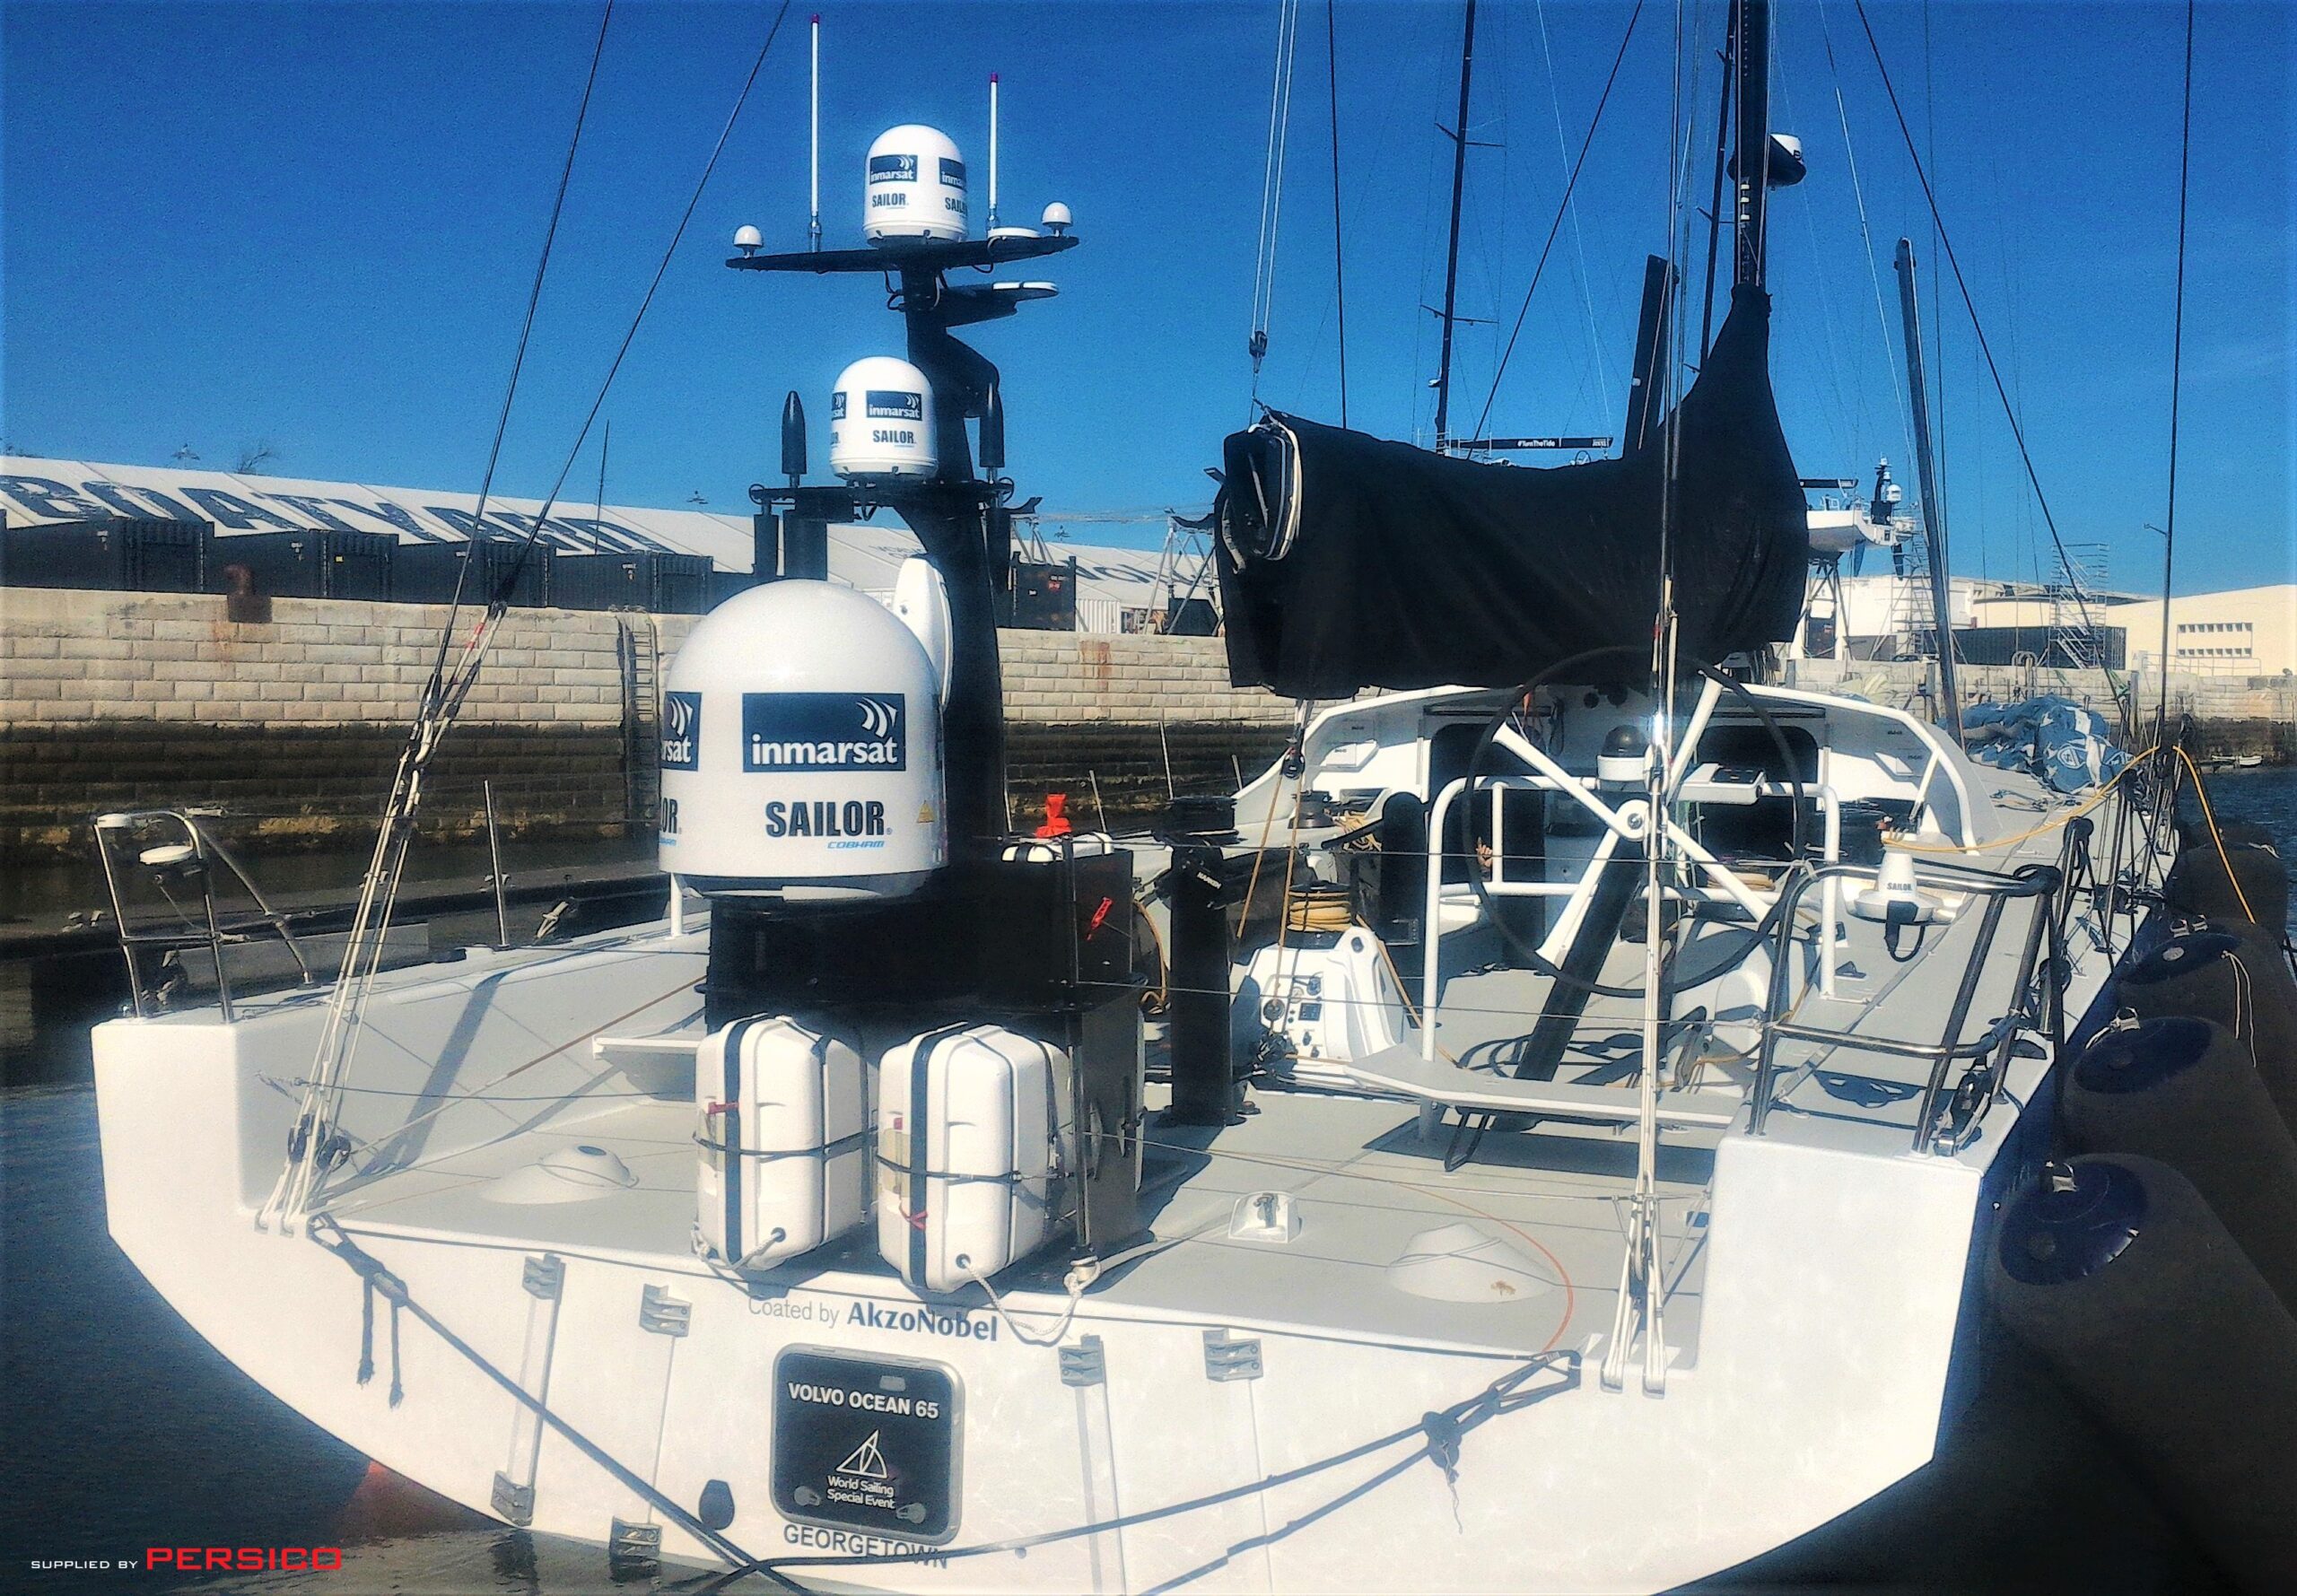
[743,693,907,772]
[661,692,701,770]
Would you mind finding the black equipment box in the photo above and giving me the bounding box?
[554,551,713,614]
[1162,595,1218,635]
[207,528,394,599]
[705,846,1138,1019]
[1003,557,1078,631]
[1,518,209,593]
[392,539,552,607]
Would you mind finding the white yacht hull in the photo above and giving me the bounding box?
[96,927,2036,1594]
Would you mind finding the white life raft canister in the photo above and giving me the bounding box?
[877,1024,1075,1293]
[696,1016,870,1270]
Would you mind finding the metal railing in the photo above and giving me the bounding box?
[1748,857,2064,1154]
[1419,761,1848,1054]
[92,808,314,1022]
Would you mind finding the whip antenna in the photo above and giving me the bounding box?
[808,13,822,249]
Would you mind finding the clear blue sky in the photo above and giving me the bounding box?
[4,0,2289,593]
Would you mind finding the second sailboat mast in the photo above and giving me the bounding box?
[1433,0,1478,453]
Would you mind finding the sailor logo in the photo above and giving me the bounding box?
[660,692,702,770]
[743,692,907,772]
[865,390,923,422]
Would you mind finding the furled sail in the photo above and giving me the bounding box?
[1213,285,1809,698]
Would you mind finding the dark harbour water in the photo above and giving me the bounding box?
[2,770,2291,1595]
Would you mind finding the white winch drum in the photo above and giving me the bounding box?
[863,124,967,243]
[876,1024,1075,1294]
[829,356,938,482]
[695,1016,870,1271]
[658,580,946,901]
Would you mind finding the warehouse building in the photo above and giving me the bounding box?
[0,456,1206,633]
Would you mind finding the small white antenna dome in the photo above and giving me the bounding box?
[829,356,939,482]
[1040,202,1072,235]
[733,224,764,256]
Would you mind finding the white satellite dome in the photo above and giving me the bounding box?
[829,356,938,482]
[659,581,946,902]
[864,124,968,244]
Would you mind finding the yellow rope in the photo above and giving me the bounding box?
[1890,742,2252,924]
[1894,745,2157,856]
[2173,745,2259,923]
[1236,772,1293,928]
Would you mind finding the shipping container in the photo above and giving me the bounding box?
[0,518,210,593]
[393,539,552,607]
[208,528,395,600]
[555,551,714,614]
[707,566,759,610]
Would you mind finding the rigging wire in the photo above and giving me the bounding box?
[516,0,795,536]
[1532,0,1619,419]
[267,0,798,1232]
[1812,0,1914,477]
[1919,0,1948,598]
[260,0,619,1232]
[1848,0,2127,729]
[2157,0,2197,738]
[1768,16,1857,468]
[1466,0,1646,448]
[1248,0,1305,410]
[1325,0,1349,427]
[1692,0,1731,364]
[421,0,619,677]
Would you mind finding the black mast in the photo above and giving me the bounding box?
[1697,13,1736,358]
[1623,255,1677,455]
[1432,0,1478,453]
[729,231,1078,847]
[1733,0,1771,288]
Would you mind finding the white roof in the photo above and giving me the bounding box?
[0,455,1173,609]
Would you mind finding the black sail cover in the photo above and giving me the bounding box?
[1214,285,1809,698]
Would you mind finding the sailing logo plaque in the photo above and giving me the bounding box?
[772,1346,961,1543]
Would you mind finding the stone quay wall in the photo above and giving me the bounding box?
[0,588,1295,859]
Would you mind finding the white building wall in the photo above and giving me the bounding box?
[2116,586,2297,678]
